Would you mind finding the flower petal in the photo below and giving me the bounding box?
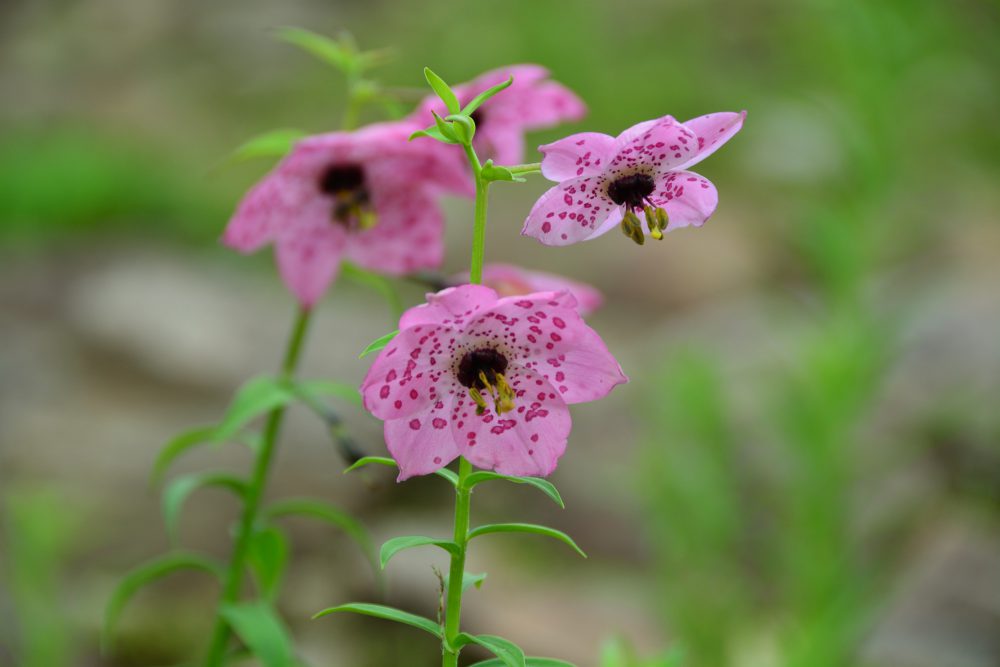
[650,170,719,230]
[475,125,528,167]
[274,219,347,307]
[674,110,746,171]
[450,367,570,477]
[399,284,500,329]
[344,188,444,275]
[539,132,617,181]
[608,116,700,175]
[361,324,458,420]
[466,291,627,404]
[385,399,461,481]
[469,263,604,317]
[521,176,617,246]
[508,80,586,129]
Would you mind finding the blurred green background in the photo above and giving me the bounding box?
[2,1,999,666]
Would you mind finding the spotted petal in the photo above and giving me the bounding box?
[344,188,444,276]
[399,285,500,329]
[450,367,570,477]
[361,324,457,420]
[274,218,347,307]
[521,176,617,246]
[466,291,627,404]
[674,110,746,171]
[608,116,700,176]
[385,397,461,481]
[650,170,719,230]
[539,132,617,181]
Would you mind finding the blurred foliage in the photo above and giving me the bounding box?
[1,488,79,667]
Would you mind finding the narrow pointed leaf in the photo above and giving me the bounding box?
[454,633,526,667]
[380,535,460,569]
[277,27,353,71]
[432,111,460,142]
[219,601,293,667]
[461,76,514,115]
[423,67,460,114]
[359,330,398,358]
[463,472,564,508]
[163,473,246,545]
[214,376,296,442]
[313,602,442,638]
[467,523,586,558]
[150,425,217,486]
[247,527,289,602]
[409,124,460,144]
[343,455,459,485]
[263,498,375,569]
[103,552,222,652]
[230,128,305,162]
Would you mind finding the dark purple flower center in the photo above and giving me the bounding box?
[456,348,509,389]
[607,173,655,210]
[470,108,485,128]
[319,164,372,225]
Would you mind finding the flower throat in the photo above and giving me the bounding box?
[457,348,515,416]
[319,164,377,230]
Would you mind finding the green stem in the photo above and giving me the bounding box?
[442,457,473,667]
[203,306,313,667]
[440,140,491,667]
[505,162,542,176]
[464,144,489,284]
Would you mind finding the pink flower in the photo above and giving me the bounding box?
[222,122,472,307]
[409,64,585,165]
[361,285,626,480]
[522,112,746,246]
[449,263,603,316]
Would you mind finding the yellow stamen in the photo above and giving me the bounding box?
[469,387,489,416]
[493,373,516,415]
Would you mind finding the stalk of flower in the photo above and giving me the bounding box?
[319,67,626,667]
[522,111,746,246]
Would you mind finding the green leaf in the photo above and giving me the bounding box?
[359,330,398,359]
[313,602,442,638]
[290,379,362,407]
[454,633,526,667]
[445,113,475,145]
[444,570,487,594]
[461,76,514,115]
[103,552,222,652]
[150,425,217,486]
[343,456,459,486]
[247,527,289,602]
[163,472,246,545]
[219,601,294,667]
[423,67,461,114]
[230,129,305,163]
[380,535,460,569]
[463,472,564,508]
[467,523,586,558]
[215,376,296,442]
[277,27,354,71]
[432,111,460,143]
[263,498,375,570]
[470,660,576,667]
[409,124,460,144]
[481,161,519,183]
